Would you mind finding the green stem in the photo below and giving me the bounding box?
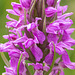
[58,34,62,43]
[46,42,56,75]
[17,31,21,38]
[43,15,46,35]
[30,0,34,8]
[38,0,42,16]
[17,54,23,75]
[57,71,59,75]
[25,64,31,75]
[29,0,36,22]
[39,48,49,63]
[53,0,57,7]
[24,8,27,25]
[42,0,45,19]
[25,48,36,63]
[0,52,10,67]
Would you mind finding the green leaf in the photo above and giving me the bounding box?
[17,54,23,75]
[0,52,10,67]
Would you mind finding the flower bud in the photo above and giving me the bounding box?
[45,7,57,17]
[20,0,32,9]
[47,0,54,6]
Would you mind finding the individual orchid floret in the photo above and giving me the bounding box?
[46,22,60,34]
[49,58,65,75]
[6,14,24,28]
[45,51,54,66]
[30,44,43,61]
[57,0,68,16]
[57,12,73,19]
[28,63,43,75]
[28,63,50,75]
[26,18,45,44]
[47,34,58,45]
[61,30,75,46]
[3,57,27,75]
[45,7,57,17]
[3,34,18,41]
[20,0,32,10]
[46,17,73,35]
[6,2,24,16]
[62,51,75,69]
[47,0,54,7]
[25,39,43,61]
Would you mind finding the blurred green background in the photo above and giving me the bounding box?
[0,0,75,75]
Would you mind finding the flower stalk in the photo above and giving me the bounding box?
[29,0,36,22]
[0,52,10,67]
[17,54,23,75]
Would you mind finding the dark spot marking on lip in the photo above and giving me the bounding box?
[54,63,58,66]
[18,7,22,11]
[12,37,16,40]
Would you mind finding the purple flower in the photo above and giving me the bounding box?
[1,0,75,75]
[46,22,60,34]
[30,44,43,61]
[57,0,68,16]
[47,34,58,44]
[6,2,24,16]
[62,51,75,69]
[28,63,49,75]
[20,0,32,10]
[57,12,73,19]
[24,38,43,61]
[49,58,65,75]
[45,51,54,65]
[26,18,45,44]
[3,57,27,75]
[45,7,57,17]
[6,14,24,28]
[47,0,54,6]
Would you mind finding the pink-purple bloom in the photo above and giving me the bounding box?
[45,7,57,17]
[20,0,32,10]
[0,0,75,75]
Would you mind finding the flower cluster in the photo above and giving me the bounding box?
[0,0,75,75]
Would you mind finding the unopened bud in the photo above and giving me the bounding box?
[20,0,32,9]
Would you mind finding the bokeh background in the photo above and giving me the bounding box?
[0,0,75,74]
